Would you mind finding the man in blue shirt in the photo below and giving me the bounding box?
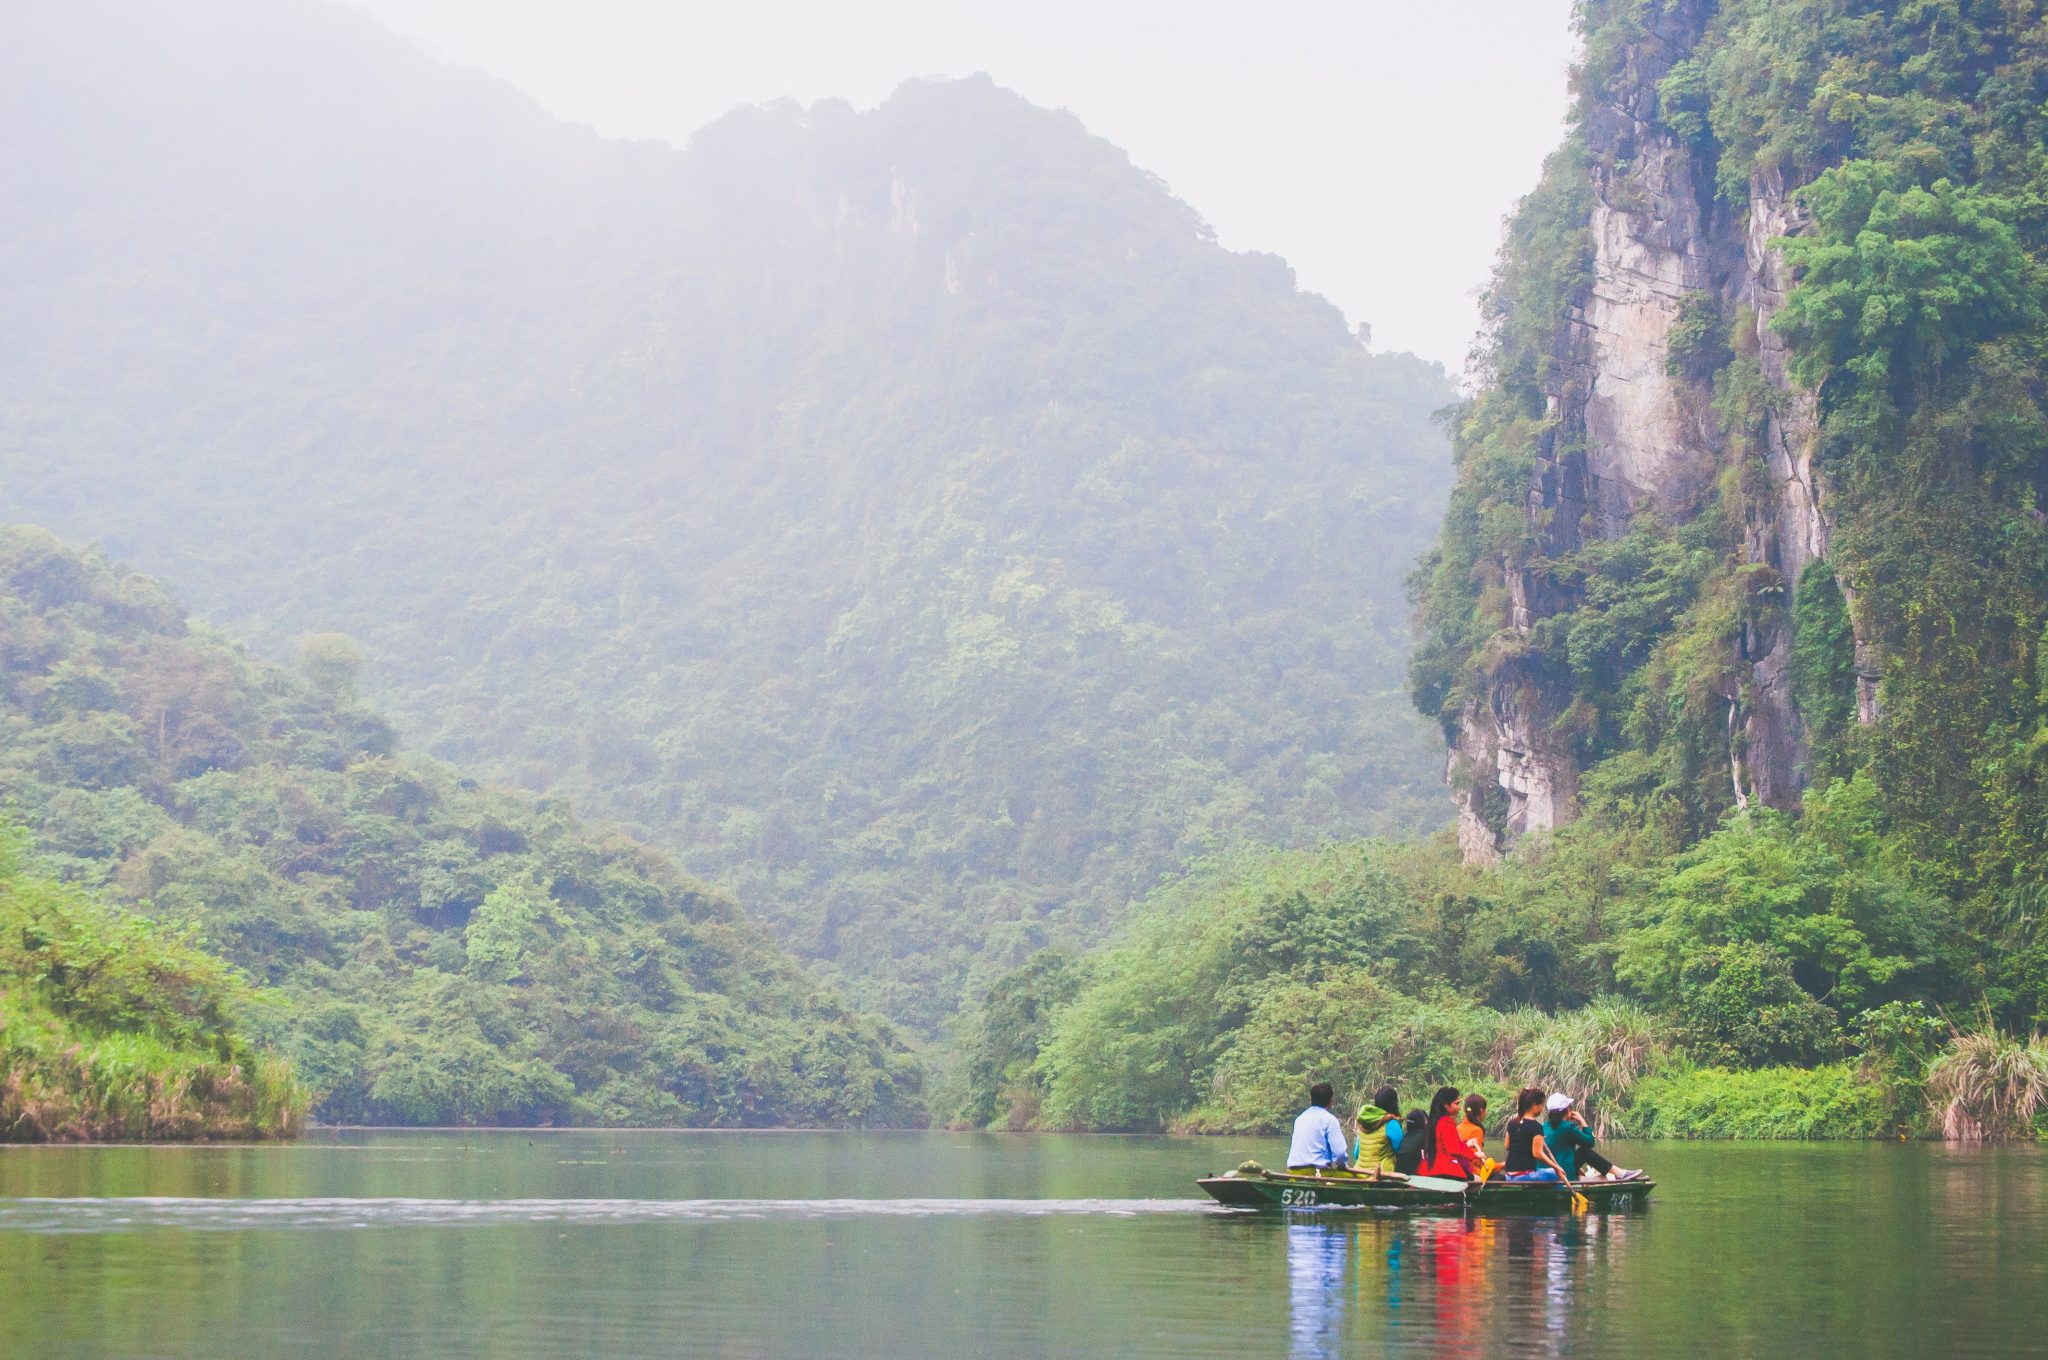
[1287,1082,1350,1172]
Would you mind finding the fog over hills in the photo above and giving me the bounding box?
[1,0,1455,1027]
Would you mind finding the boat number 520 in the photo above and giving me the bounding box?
[1280,1189,1318,1206]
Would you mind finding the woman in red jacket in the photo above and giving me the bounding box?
[1419,1085,1482,1180]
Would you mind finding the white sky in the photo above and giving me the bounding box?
[349,0,1579,369]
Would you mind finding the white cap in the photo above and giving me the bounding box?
[1545,1093,1574,1113]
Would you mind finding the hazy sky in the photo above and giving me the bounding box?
[351,0,1579,369]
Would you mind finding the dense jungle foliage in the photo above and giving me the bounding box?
[0,0,1453,1029]
[941,804,2043,1139]
[1,827,304,1141]
[0,527,921,1127]
[1411,0,2048,939]
[946,0,2048,1140]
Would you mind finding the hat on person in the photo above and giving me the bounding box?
[1545,1093,1575,1113]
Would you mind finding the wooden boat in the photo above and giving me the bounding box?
[1197,1164,1653,1214]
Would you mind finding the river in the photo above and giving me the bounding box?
[1,1131,2042,1357]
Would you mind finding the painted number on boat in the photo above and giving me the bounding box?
[1280,1189,1318,1206]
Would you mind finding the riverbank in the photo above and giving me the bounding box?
[0,993,301,1142]
[1151,1063,2042,1143]
[0,839,304,1143]
[940,830,2048,1144]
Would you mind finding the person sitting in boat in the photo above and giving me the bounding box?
[1392,1106,1431,1175]
[1353,1086,1404,1173]
[1541,1093,1643,1181]
[1286,1081,1351,1174]
[1418,1086,1483,1181]
[1457,1093,1489,1159]
[1500,1087,1572,1182]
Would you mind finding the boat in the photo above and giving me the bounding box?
[1197,1163,1654,1214]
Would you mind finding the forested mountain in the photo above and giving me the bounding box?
[1409,0,2047,964]
[0,0,1455,1027]
[948,0,2048,1139]
[1412,0,2048,889]
[0,527,921,1126]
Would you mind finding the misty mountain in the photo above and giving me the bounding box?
[0,0,1454,1027]
[0,526,922,1126]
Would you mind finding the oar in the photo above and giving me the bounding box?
[1462,1158,1499,1212]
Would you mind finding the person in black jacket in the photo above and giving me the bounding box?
[1391,1106,1430,1175]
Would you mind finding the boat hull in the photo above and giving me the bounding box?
[1197,1169,1653,1214]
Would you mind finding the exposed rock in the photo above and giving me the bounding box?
[1450,713,1504,866]
[1458,5,1720,858]
[1451,658,1580,860]
[1742,168,1827,581]
[1740,169,1882,727]
[889,170,920,236]
[1575,142,1730,537]
[1448,0,1857,859]
[1731,169,1823,804]
[1853,636,1884,725]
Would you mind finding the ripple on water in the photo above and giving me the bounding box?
[0,1195,1225,1233]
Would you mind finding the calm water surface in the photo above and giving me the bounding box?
[1,1131,2043,1358]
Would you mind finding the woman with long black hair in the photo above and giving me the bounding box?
[1418,1085,1482,1180]
[1502,1087,1572,1182]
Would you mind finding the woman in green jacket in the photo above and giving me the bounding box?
[1352,1086,1405,1173]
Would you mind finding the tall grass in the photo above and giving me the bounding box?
[1503,1000,1671,1137]
[1925,1024,2048,1142]
[1,991,305,1141]
[1,835,307,1142]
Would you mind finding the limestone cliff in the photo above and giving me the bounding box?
[1442,0,1862,859]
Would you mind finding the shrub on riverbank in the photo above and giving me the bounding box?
[1173,970,1504,1134]
[1925,1026,2048,1143]
[0,835,305,1141]
[0,999,302,1140]
[948,833,2023,1140]
[1626,1063,1900,1140]
[1502,1000,1670,1138]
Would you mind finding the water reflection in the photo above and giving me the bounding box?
[1284,1212,1642,1358]
[1287,1223,1348,1357]
[6,1136,2042,1359]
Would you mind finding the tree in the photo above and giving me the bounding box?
[297,633,364,705]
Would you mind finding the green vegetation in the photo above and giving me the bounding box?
[1416,0,2048,867]
[1926,1023,2048,1142]
[1628,1063,1897,1140]
[6,0,2045,1144]
[1,829,303,1140]
[0,0,1454,1029]
[1358,0,2048,1141]
[947,823,2022,1139]
[965,0,2048,1139]
[0,527,921,1128]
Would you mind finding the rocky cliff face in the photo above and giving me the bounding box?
[1451,0,1864,859]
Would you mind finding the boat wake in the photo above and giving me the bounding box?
[0,1196,1223,1234]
